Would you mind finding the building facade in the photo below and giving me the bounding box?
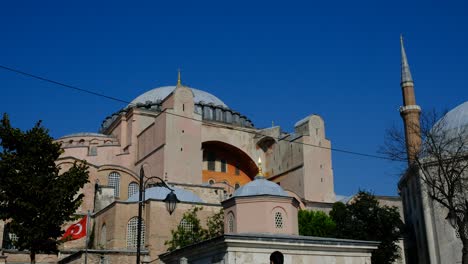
[1,74,339,262]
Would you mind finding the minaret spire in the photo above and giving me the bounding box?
[398,35,421,164]
[400,35,413,84]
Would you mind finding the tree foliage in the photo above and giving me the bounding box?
[206,209,224,238]
[0,114,89,263]
[298,210,336,237]
[330,191,403,264]
[165,207,224,251]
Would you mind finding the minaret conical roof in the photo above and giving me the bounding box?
[400,35,414,84]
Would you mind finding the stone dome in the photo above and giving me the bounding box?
[129,86,228,108]
[100,85,254,133]
[437,101,468,137]
[233,176,289,197]
[127,186,204,203]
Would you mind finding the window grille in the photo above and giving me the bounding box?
[128,182,139,198]
[127,217,145,248]
[275,212,283,229]
[108,172,121,197]
[228,213,235,233]
[180,219,194,232]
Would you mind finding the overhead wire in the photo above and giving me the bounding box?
[0,64,404,162]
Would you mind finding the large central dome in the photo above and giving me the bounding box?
[129,86,228,108]
[434,101,468,139]
[100,85,254,133]
[440,101,468,134]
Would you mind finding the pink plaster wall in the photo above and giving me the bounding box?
[224,196,298,235]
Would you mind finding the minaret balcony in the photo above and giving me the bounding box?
[399,105,421,113]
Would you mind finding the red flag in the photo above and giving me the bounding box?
[62,216,87,241]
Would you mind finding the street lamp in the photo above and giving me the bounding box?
[136,167,179,264]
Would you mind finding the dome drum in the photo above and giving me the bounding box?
[100,86,254,132]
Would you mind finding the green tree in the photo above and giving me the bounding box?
[165,207,207,251]
[0,114,89,264]
[330,191,403,264]
[206,209,224,238]
[165,207,224,251]
[298,210,336,237]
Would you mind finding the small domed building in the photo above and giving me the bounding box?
[160,172,378,264]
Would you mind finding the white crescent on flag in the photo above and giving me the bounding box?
[62,215,87,241]
[71,223,83,235]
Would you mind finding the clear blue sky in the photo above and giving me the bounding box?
[1,1,467,197]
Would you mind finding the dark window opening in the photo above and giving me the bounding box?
[221,159,227,172]
[207,152,216,171]
[270,251,284,264]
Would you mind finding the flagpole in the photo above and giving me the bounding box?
[84,211,91,264]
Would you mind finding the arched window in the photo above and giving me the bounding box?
[234,183,240,190]
[100,224,107,248]
[227,213,235,233]
[108,172,121,197]
[270,251,284,264]
[208,179,215,185]
[128,182,139,198]
[203,107,213,120]
[275,212,283,229]
[215,108,224,122]
[225,111,232,123]
[179,219,194,232]
[127,217,145,248]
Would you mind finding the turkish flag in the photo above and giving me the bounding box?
[62,216,87,241]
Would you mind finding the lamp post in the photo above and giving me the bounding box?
[136,167,179,264]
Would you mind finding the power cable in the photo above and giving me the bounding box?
[0,64,404,162]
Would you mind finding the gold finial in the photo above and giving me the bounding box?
[177,69,182,86]
[257,157,263,176]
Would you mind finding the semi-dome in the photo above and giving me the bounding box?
[129,86,228,108]
[127,186,204,203]
[233,176,289,197]
[437,101,468,137]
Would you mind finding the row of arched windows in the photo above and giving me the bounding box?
[117,212,283,248]
[122,217,198,248]
[107,172,139,198]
